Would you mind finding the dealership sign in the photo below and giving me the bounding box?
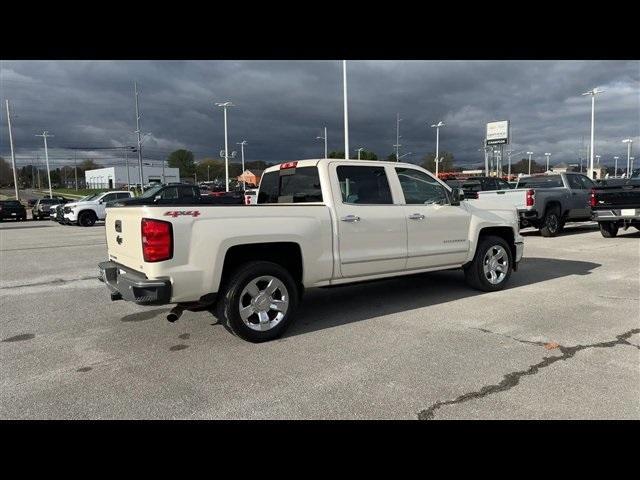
[486,121,510,145]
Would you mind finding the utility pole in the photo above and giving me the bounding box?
[526,152,534,175]
[316,127,328,159]
[134,81,145,191]
[342,60,349,160]
[124,148,131,188]
[36,154,41,190]
[622,139,633,177]
[35,131,54,198]
[5,100,19,200]
[237,140,247,190]
[545,153,551,172]
[74,151,78,190]
[394,113,402,161]
[613,156,619,177]
[215,101,234,192]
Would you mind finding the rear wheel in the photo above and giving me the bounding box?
[599,222,619,238]
[217,261,299,342]
[464,235,513,292]
[78,211,96,227]
[540,206,561,237]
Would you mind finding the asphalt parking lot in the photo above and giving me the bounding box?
[1,218,639,419]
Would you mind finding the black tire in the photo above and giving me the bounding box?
[217,261,299,343]
[78,211,96,227]
[540,206,561,237]
[599,222,618,238]
[464,235,513,292]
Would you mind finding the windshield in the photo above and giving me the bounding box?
[139,185,164,199]
[79,193,99,202]
[517,176,563,188]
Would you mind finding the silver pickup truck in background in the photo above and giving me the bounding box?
[476,172,596,236]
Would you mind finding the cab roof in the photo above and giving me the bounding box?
[263,158,421,174]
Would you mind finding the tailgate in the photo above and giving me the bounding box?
[104,207,146,271]
[595,186,640,209]
[476,189,528,210]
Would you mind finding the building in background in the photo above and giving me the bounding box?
[552,163,579,173]
[84,165,180,189]
[237,169,264,187]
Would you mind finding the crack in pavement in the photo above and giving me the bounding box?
[417,328,640,420]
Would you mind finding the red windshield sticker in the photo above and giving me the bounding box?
[164,210,201,218]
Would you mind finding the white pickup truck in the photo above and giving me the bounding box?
[98,159,524,342]
[63,190,134,226]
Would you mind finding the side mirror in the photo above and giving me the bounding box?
[98,200,103,204]
[451,188,465,205]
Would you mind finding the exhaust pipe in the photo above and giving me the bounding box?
[167,305,184,323]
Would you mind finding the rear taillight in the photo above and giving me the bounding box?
[589,188,597,207]
[525,189,535,207]
[141,218,173,262]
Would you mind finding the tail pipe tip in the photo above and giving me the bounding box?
[167,306,184,323]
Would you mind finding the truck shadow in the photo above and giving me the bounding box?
[520,223,598,237]
[285,257,601,338]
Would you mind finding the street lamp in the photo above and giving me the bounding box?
[394,113,403,162]
[544,153,551,172]
[356,147,364,160]
[622,139,633,177]
[582,88,604,178]
[613,156,620,178]
[507,150,523,180]
[430,121,445,176]
[630,157,635,175]
[237,140,247,189]
[316,127,327,159]
[526,152,534,175]
[596,154,601,167]
[215,101,234,192]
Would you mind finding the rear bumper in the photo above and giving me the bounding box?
[98,261,171,305]
[592,209,640,221]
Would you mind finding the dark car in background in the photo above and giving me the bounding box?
[460,176,512,199]
[0,200,27,221]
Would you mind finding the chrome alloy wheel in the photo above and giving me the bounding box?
[238,275,290,331]
[482,245,509,285]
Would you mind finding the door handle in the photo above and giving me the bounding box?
[408,213,425,220]
[341,215,361,222]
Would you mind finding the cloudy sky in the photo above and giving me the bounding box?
[1,60,638,170]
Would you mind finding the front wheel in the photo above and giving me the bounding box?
[599,222,619,238]
[78,211,96,227]
[465,235,513,292]
[217,261,299,342]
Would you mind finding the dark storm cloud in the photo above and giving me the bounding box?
[1,60,638,169]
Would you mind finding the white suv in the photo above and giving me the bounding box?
[64,191,133,226]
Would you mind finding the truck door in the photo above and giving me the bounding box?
[395,167,471,269]
[97,192,119,219]
[565,174,591,219]
[330,164,407,278]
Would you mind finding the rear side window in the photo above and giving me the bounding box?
[578,175,595,189]
[258,166,323,204]
[179,187,196,199]
[337,166,392,204]
[566,175,583,189]
[517,175,563,188]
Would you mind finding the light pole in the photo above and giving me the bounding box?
[215,101,234,192]
[526,152,534,175]
[394,113,402,161]
[613,156,619,177]
[596,154,601,167]
[507,150,522,180]
[316,127,327,158]
[356,147,364,160]
[544,153,551,172]
[630,157,635,174]
[582,88,604,179]
[35,131,54,198]
[237,140,247,189]
[622,139,633,177]
[342,60,349,160]
[431,121,445,176]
